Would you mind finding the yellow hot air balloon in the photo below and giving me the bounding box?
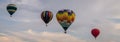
[56,9,75,33]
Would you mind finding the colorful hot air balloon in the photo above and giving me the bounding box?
[91,28,100,39]
[7,4,17,17]
[41,11,53,26]
[56,9,75,33]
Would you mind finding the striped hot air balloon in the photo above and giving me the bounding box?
[41,11,53,26]
[7,4,17,17]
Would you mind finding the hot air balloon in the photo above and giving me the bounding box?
[91,28,100,39]
[56,9,75,33]
[7,4,17,17]
[41,11,53,26]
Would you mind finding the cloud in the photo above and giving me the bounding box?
[114,24,120,30]
[0,29,86,42]
[0,0,120,42]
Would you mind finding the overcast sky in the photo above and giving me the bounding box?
[0,0,120,42]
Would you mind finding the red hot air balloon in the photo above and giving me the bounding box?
[91,28,100,39]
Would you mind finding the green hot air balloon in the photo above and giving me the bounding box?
[56,9,75,33]
[7,4,17,17]
[41,11,53,26]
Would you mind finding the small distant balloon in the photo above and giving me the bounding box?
[7,4,17,17]
[56,9,75,34]
[91,28,100,39]
[41,11,53,26]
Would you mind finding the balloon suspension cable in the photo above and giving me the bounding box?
[46,24,48,27]
[95,37,96,40]
[64,31,67,34]
[10,15,12,17]
[44,24,48,32]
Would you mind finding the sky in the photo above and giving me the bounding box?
[0,0,120,42]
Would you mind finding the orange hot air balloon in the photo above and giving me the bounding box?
[91,28,100,39]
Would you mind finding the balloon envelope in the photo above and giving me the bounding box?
[56,9,75,33]
[41,11,53,26]
[91,28,100,38]
[7,4,17,17]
